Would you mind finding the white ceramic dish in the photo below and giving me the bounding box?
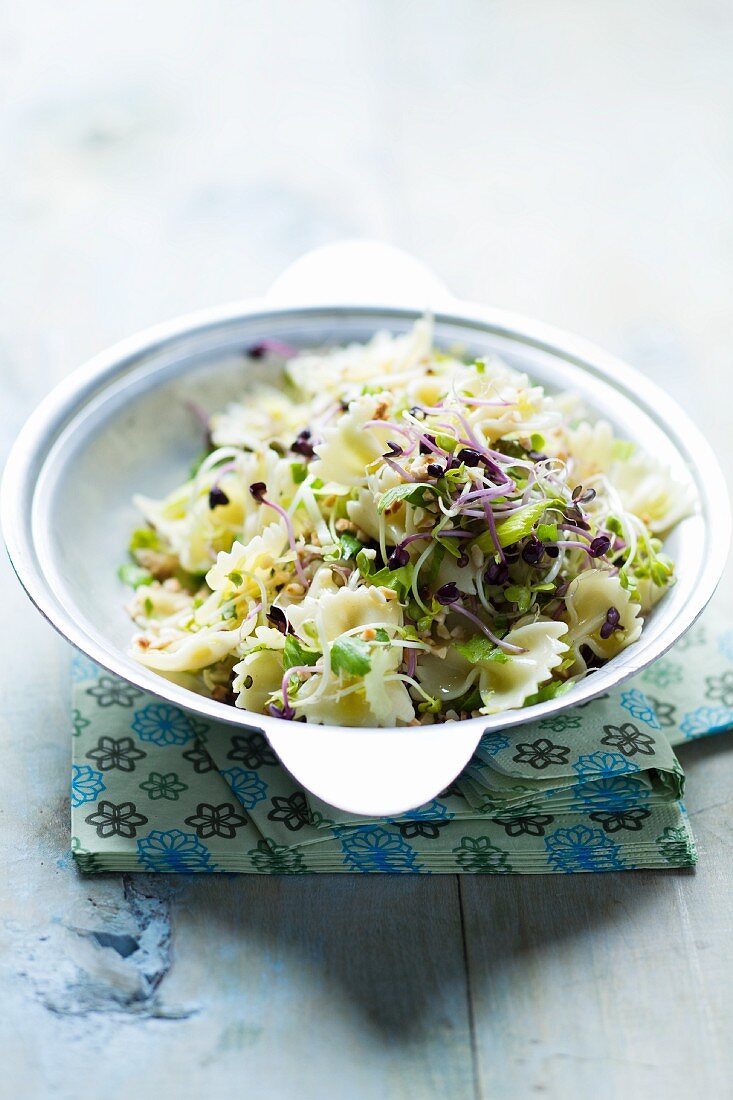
[3,242,730,816]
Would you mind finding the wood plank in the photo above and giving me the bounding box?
[3,0,733,1096]
[461,737,733,1098]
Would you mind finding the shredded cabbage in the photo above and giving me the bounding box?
[122,319,689,726]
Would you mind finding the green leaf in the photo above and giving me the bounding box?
[418,695,442,714]
[377,482,434,514]
[374,628,390,643]
[397,624,421,642]
[227,571,244,587]
[471,498,565,554]
[283,635,321,670]
[493,614,509,637]
[338,532,363,561]
[330,637,372,676]
[523,679,574,706]
[422,541,446,589]
[291,461,308,484]
[531,433,546,452]
[443,465,467,491]
[454,635,510,664]
[367,563,414,600]
[494,439,528,460]
[434,532,462,558]
[355,548,376,577]
[454,684,483,712]
[118,563,154,588]
[651,560,673,586]
[474,359,486,375]
[435,432,458,452]
[129,527,161,553]
[536,522,558,543]
[505,585,533,613]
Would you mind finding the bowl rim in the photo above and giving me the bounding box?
[3,295,730,737]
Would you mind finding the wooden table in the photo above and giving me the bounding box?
[2,3,731,1096]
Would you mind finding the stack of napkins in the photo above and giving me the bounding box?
[71,611,733,874]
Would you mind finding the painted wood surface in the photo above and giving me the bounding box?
[2,3,732,1097]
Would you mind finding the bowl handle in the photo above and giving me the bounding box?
[266,239,454,309]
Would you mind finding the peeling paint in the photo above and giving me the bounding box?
[19,875,197,1020]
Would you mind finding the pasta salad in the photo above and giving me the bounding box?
[121,319,691,726]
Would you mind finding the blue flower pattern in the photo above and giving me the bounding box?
[395,798,454,824]
[131,703,194,746]
[71,654,99,683]
[338,826,424,873]
[477,731,510,757]
[220,767,268,810]
[680,705,733,740]
[619,689,661,730]
[545,825,626,873]
[572,751,640,779]
[71,764,106,808]
[570,775,650,813]
[137,829,215,872]
[718,629,733,662]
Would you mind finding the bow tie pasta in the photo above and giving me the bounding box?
[122,318,689,725]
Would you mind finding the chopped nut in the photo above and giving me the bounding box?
[137,549,179,580]
[334,518,357,533]
[410,457,432,479]
[374,401,388,420]
[285,582,305,597]
[361,627,376,641]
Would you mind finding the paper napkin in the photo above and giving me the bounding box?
[70,611,733,874]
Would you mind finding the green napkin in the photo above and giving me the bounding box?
[70,610,733,874]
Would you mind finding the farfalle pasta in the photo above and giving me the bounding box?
[121,319,688,726]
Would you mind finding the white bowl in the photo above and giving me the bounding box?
[2,242,729,816]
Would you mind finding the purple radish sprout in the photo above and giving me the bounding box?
[482,498,506,564]
[277,664,315,718]
[185,399,211,434]
[451,601,526,654]
[248,338,299,359]
[559,522,593,540]
[249,482,308,586]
